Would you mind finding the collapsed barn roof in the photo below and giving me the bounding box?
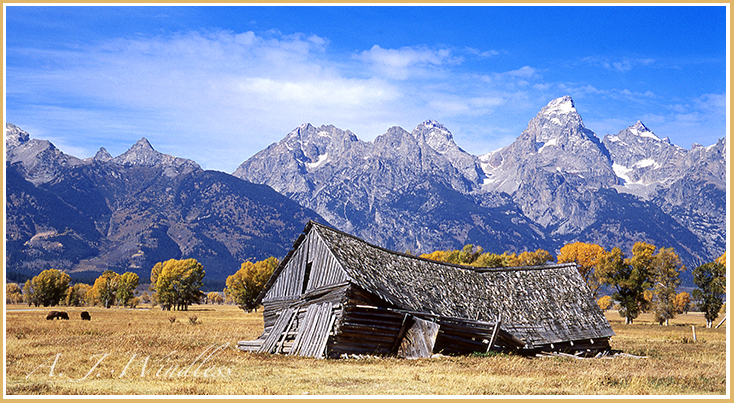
[244,221,614,357]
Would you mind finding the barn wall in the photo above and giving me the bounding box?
[305,231,349,292]
[262,233,310,302]
[327,285,407,358]
[263,230,349,304]
[255,228,353,357]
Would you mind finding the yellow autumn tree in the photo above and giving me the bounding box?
[65,283,91,307]
[472,252,516,268]
[509,249,555,267]
[558,242,607,297]
[597,295,613,311]
[716,252,726,266]
[25,269,71,307]
[117,272,140,308]
[88,270,120,308]
[420,250,454,264]
[6,283,24,304]
[206,291,224,304]
[225,257,279,312]
[151,258,206,311]
[650,247,685,326]
[674,291,691,314]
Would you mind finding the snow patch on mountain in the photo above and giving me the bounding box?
[306,153,330,169]
[542,96,576,115]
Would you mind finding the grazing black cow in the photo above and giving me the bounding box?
[46,311,69,320]
[80,311,91,321]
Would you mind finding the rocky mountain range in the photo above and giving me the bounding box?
[5,124,324,286]
[234,96,726,274]
[5,96,726,287]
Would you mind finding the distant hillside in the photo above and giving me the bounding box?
[5,124,326,286]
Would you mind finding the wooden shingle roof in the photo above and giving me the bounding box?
[260,221,615,348]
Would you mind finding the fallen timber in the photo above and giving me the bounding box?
[238,221,615,359]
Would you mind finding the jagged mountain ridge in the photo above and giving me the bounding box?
[234,96,725,269]
[5,96,725,287]
[5,126,326,285]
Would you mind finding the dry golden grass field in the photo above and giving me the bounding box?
[4,302,728,396]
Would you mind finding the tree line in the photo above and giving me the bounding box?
[8,241,723,328]
[420,242,726,328]
[10,269,141,309]
[6,256,279,314]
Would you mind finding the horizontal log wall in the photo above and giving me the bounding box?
[327,286,407,358]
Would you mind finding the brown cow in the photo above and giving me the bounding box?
[80,311,91,321]
[46,311,69,320]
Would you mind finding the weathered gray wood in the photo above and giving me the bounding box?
[275,308,300,353]
[390,314,411,355]
[486,316,502,353]
[259,307,295,353]
[247,221,614,358]
[397,317,440,359]
[289,302,335,358]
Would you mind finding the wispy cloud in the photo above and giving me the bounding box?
[6,22,725,171]
[8,30,411,169]
[581,56,656,72]
[353,45,461,80]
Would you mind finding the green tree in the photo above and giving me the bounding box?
[225,257,279,312]
[117,272,140,308]
[692,261,726,328]
[472,252,508,268]
[24,269,71,307]
[596,247,650,324]
[650,247,685,326]
[152,258,206,311]
[458,244,483,265]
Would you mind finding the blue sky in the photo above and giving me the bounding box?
[5,5,728,172]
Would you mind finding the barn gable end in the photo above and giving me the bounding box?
[239,221,615,358]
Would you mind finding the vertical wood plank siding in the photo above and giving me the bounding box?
[305,231,349,292]
[314,223,615,348]
[242,221,614,357]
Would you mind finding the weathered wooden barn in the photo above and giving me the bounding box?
[238,221,614,359]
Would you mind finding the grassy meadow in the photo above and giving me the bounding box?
[4,302,728,396]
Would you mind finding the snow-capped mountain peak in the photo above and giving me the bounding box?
[627,120,660,141]
[5,123,30,150]
[541,95,577,116]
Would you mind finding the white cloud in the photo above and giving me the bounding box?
[354,45,460,80]
[8,30,413,170]
[582,56,657,72]
[463,46,501,59]
[7,26,724,172]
